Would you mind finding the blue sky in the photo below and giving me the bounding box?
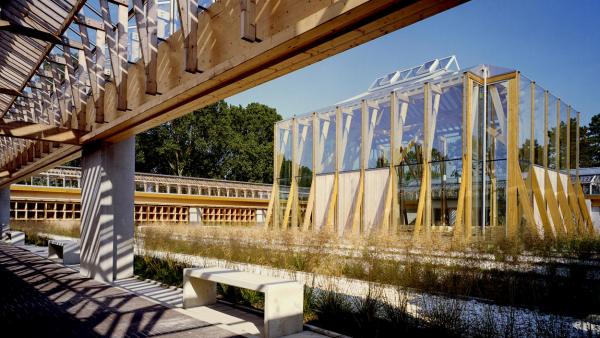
[226,0,600,125]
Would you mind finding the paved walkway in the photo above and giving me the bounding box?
[0,242,243,338]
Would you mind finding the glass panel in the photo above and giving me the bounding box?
[559,101,569,171]
[431,82,463,226]
[547,94,558,169]
[396,162,423,226]
[296,116,313,226]
[570,111,578,170]
[431,159,462,226]
[400,89,425,165]
[277,121,292,226]
[533,84,545,166]
[518,77,532,173]
[277,122,293,181]
[339,103,362,172]
[484,81,509,227]
[128,18,141,62]
[366,96,391,169]
[472,82,484,228]
[395,87,425,227]
[316,111,336,174]
[157,1,172,39]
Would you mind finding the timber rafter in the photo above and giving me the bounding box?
[0,0,468,187]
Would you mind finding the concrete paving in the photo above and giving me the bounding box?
[2,242,330,338]
[0,242,242,337]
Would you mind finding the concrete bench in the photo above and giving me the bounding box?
[3,231,24,245]
[183,267,303,338]
[48,239,80,265]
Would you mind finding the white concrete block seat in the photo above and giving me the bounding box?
[3,231,24,245]
[183,267,304,338]
[48,240,80,265]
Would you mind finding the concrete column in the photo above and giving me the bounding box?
[80,138,134,282]
[0,187,10,235]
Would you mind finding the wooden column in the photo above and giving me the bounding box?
[506,75,519,239]
[291,117,298,229]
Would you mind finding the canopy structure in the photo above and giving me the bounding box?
[0,0,466,187]
[269,56,594,241]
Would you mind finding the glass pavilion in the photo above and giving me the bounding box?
[269,56,593,241]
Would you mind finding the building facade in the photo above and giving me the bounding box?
[268,56,593,241]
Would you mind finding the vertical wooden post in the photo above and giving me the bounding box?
[312,112,318,231]
[543,91,549,170]
[506,75,520,239]
[272,123,279,229]
[566,106,570,175]
[576,112,580,180]
[117,3,128,110]
[530,82,535,194]
[389,91,398,235]
[424,83,432,232]
[555,99,561,177]
[291,117,298,229]
[334,107,341,234]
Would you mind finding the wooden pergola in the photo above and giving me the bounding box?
[0,0,467,187]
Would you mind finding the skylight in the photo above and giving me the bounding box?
[368,56,459,92]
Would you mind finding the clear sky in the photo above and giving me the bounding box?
[226,0,600,125]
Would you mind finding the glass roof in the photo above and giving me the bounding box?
[280,56,580,123]
[368,55,460,92]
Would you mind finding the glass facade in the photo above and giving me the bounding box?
[272,57,588,240]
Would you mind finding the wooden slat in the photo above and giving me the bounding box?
[0,18,61,44]
[132,0,158,94]
[49,62,67,125]
[544,171,566,237]
[116,3,128,110]
[0,88,22,96]
[0,119,84,144]
[62,46,77,128]
[555,175,575,235]
[240,0,258,42]
[177,0,199,72]
[95,29,107,123]
[75,15,105,31]
[530,168,554,238]
[146,0,158,94]
[100,0,119,83]
[74,50,89,130]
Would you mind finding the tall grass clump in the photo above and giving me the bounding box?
[11,220,80,239]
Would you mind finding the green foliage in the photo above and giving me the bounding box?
[133,255,187,287]
[136,101,281,183]
[580,113,600,168]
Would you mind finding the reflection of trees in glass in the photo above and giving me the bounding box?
[400,143,423,182]
[297,166,313,188]
[279,159,292,185]
[376,149,389,168]
[547,125,557,168]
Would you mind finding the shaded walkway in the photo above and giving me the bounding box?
[0,243,241,338]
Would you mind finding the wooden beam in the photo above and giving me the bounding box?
[544,171,566,237]
[116,2,128,111]
[0,18,61,44]
[177,0,200,73]
[240,0,258,42]
[75,15,106,31]
[0,88,22,97]
[0,120,84,145]
[95,29,107,123]
[506,76,519,239]
[4,0,468,186]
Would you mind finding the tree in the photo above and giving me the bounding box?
[136,100,281,183]
[581,113,600,168]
